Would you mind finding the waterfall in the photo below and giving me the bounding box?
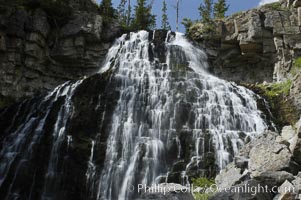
[0,30,269,200]
[94,31,267,200]
[0,81,81,200]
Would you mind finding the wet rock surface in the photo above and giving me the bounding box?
[0,71,119,200]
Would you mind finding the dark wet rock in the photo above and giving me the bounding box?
[215,163,248,190]
[253,171,295,188]
[0,71,119,200]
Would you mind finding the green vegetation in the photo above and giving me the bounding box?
[261,2,288,11]
[199,0,213,24]
[258,80,292,97]
[117,0,130,29]
[182,18,195,33]
[291,57,301,76]
[100,0,116,26]
[161,0,170,30]
[118,0,156,31]
[214,0,229,19]
[192,177,216,200]
[254,80,299,128]
[132,0,156,31]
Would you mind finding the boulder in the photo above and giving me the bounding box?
[292,173,301,194]
[249,141,292,177]
[215,163,247,190]
[274,180,298,200]
[281,126,295,143]
[209,180,273,200]
[253,171,294,188]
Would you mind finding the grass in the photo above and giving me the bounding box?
[291,57,301,77]
[192,177,216,200]
[254,80,299,128]
[258,80,292,98]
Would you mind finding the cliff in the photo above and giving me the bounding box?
[186,1,301,199]
[0,0,121,108]
[188,0,301,118]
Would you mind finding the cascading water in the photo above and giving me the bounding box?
[0,30,270,200]
[94,31,267,200]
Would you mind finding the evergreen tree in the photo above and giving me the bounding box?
[161,0,170,30]
[181,18,193,33]
[214,0,229,19]
[176,0,180,31]
[132,0,156,30]
[100,0,115,22]
[199,0,213,24]
[118,0,127,27]
[127,0,132,27]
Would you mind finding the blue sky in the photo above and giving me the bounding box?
[96,0,278,32]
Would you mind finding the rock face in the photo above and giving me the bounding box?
[189,2,301,84]
[189,1,301,121]
[0,0,121,107]
[212,121,301,200]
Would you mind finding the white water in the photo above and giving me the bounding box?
[94,31,267,200]
[0,80,82,200]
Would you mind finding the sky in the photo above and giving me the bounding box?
[96,0,279,32]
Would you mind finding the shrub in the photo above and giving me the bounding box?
[258,80,292,97]
[192,177,216,200]
[261,2,288,11]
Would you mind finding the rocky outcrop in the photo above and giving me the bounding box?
[189,0,301,121]
[189,1,301,84]
[0,0,121,108]
[211,118,301,200]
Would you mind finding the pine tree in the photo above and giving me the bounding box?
[181,18,193,33]
[214,0,229,19]
[199,0,213,24]
[176,0,180,32]
[100,0,115,23]
[118,0,127,27]
[127,0,132,26]
[161,0,170,30]
[132,0,156,30]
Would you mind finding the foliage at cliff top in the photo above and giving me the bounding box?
[260,2,289,11]
[100,0,117,26]
[183,0,228,37]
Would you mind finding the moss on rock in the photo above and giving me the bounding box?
[291,57,301,77]
[245,81,299,129]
